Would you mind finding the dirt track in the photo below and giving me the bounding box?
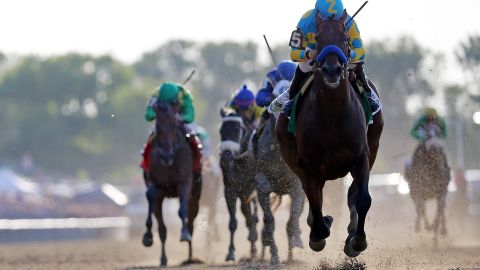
[1,186,479,270]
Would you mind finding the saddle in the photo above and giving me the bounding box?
[287,74,373,134]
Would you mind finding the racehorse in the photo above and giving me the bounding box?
[253,113,305,264]
[142,100,202,266]
[219,110,259,262]
[404,122,450,245]
[276,10,384,257]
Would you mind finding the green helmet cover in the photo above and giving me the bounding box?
[158,81,180,102]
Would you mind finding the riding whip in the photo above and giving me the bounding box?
[263,34,278,67]
[346,1,368,26]
[182,70,196,85]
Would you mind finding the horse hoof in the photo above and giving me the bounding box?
[270,255,280,267]
[180,230,192,242]
[344,240,361,258]
[142,232,153,247]
[225,253,235,261]
[352,235,368,252]
[309,238,326,252]
[160,258,167,267]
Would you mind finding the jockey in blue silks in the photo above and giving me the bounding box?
[256,60,297,107]
[269,0,381,117]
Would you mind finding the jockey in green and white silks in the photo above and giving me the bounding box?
[140,81,202,175]
[269,0,382,117]
[411,107,447,142]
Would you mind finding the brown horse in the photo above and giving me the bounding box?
[404,122,450,245]
[276,10,383,257]
[142,100,202,266]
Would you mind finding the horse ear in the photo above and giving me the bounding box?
[341,9,348,23]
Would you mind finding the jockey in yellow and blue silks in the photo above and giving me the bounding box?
[256,60,297,107]
[269,0,380,116]
[141,81,202,176]
[222,84,264,129]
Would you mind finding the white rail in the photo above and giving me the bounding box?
[0,217,131,230]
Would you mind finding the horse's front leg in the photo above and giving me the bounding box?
[436,192,448,236]
[142,184,155,247]
[224,188,237,261]
[178,180,193,242]
[302,176,332,252]
[152,192,167,266]
[239,195,258,260]
[345,151,371,257]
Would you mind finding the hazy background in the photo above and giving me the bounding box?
[0,0,479,182]
[0,1,480,269]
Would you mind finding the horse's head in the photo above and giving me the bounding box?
[152,100,181,166]
[218,112,246,167]
[424,122,443,152]
[314,10,349,89]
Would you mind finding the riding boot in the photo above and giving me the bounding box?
[354,64,380,113]
[284,67,310,116]
[268,67,309,115]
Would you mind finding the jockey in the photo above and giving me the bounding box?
[269,0,380,116]
[255,60,298,107]
[140,81,202,177]
[222,84,264,129]
[411,107,447,142]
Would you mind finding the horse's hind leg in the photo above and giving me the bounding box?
[153,193,168,266]
[276,114,297,167]
[287,180,305,262]
[240,196,259,260]
[367,111,383,169]
[366,80,384,169]
[142,185,155,247]
[256,178,279,265]
[186,174,202,262]
[224,188,237,261]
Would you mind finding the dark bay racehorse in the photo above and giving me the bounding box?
[219,111,259,262]
[404,122,450,245]
[276,11,383,257]
[253,113,305,264]
[142,100,202,266]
